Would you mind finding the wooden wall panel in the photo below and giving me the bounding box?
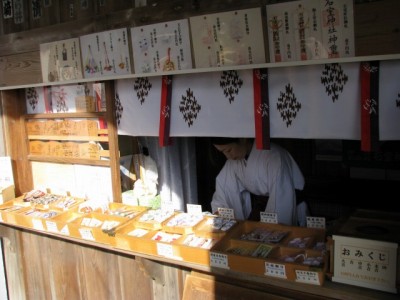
[0,224,174,299]
[0,0,30,35]
[95,0,135,16]
[117,255,153,299]
[1,228,26,300]
[20,232,53,299]
[354,0,400,56]
[0,52,42,87]
[0,89,32,195]
[28,1,60,30]
[183,273,291,300]
[46,237,83,299]
[59,0,97,23]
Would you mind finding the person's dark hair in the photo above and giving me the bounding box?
[210,137,240,145]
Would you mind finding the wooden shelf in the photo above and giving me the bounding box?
[24,112,106,119]
[27,155,111,166]
[2,54,400,91]
[27,135,109,142]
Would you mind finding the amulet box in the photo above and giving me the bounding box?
[332,209,400,293]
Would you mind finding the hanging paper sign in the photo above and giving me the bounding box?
[266,0,355,62]
[190,7,266,68]
[115,77,161,136]
[31,0,42,20]
[360,61,380,152]
[379,60,400,140]
[253,68,270,150]
[159,75,173,146]
[80,28,131,79]
[131,19,193,74]
[2,0,12,19]
[40,38,83,83]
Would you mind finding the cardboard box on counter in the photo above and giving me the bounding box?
[332,209,400,294]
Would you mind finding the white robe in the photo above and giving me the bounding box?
[211,142,305,225]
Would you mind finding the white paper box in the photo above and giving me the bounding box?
[0,185,15,204]
[332,235,398,293]
[0,157,15,203]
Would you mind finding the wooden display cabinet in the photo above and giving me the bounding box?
[1,81,122,202]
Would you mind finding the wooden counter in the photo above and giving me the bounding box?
[0,223,398,300]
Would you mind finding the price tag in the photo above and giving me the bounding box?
[186,204,202,215]
[210,252,229,269]
[32,219,44,231]
[306,216,326,229]
[45,221,58,233]
[60,225,70,236]
[79,228,95,241]
[295,270,320,285]
[161,200,175,212]
[265,262,287,278]
[260,212,278,224]
[217,208,234,220]
[157,243,174,258]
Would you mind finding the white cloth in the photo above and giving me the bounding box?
[211,142,305,225]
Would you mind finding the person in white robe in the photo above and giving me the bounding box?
[210,138,305,226]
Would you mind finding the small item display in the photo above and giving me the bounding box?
[240,228,289,243]
[22,208,59,219]
[287,236,311,248]
[0,204,27,213]
[128,228,149,237]
[138,209,174,223]
[104,205,143,218]
[210,221,327,285]
[80,217,120,232]
[51,197,79,211]
[281,253,324,267]
[205,217,237,232]
[226,246,254,256]
[181,234,217,249]
[251,244,274,258]
[22,191,82,211]
[151,231,181,243]
[226,244,273,258]
[80,217,103,227]
[23,189,47,202]
[165,212,203,228]
[134,208,175,231]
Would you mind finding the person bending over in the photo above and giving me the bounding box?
[210,137,305,226]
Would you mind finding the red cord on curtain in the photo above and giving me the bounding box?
[253,68,270,150]
[159,75,173,147]
[360,61,380,152]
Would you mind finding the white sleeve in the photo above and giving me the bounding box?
[265,154,297,225]
[211,162,251,220]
